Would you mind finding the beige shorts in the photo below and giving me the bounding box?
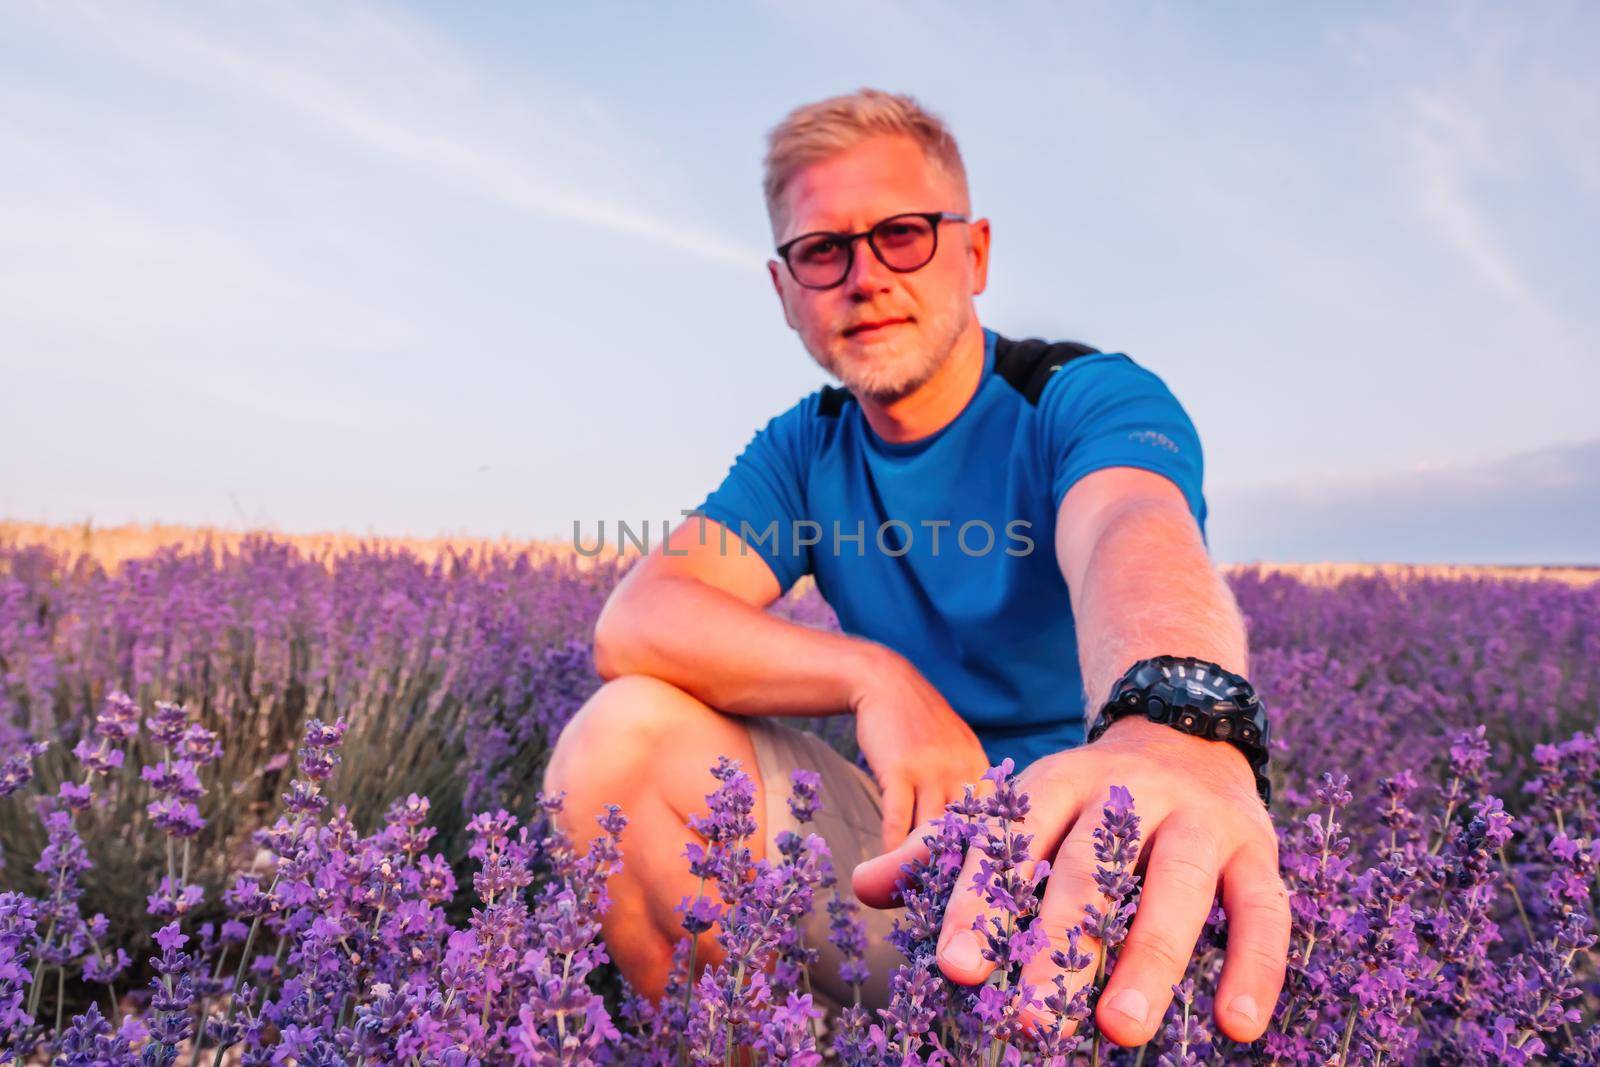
[745,716,907,1014]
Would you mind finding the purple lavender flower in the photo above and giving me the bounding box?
[177,722,222,765]
[144,921,197,1056]
[885,805,980,964]
[53,1000,136,1064]
[140,758,205,801]
[146,797,205,838]
[1155,978,1213,1065]
[1083,784,1141,953]
[146,700,190,749]
[787,768,823,824]
[957,759,1054,1052]
[95,690,141,744]
[1031,925,1093,1060]
[0,893,39,1057]
[754,991,824,1065]
[141,711,212,921]
[826,891,871,1001]
[70,737,124,778]
[504,800,627,1063]
[56,781,93,812]
[0,741,48,799]
[684,761,833,1062]
[31,804,92,971]
[296,718,349,782]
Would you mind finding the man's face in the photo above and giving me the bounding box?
[768,135,990,404]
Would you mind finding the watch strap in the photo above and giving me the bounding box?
[1088,655,1272,805]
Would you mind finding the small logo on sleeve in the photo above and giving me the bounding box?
[1128,430,1180,454]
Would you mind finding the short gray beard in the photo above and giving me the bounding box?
[825,302,971,405]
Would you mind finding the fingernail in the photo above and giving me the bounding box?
[941,929,983,972]
[1104,988,1149,1026]
[1228,993,1259,1027]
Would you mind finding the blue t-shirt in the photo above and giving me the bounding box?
[693,326,1207,770]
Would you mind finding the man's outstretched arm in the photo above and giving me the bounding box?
[1056,467,1248,714]
[855,466,1290,1046]
[1038,466,1287,1045]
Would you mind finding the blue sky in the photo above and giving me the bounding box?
[2,2,1596,563]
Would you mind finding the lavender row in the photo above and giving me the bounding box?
[1,541,1598,1063]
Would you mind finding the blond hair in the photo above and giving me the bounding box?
[762,87,970,237]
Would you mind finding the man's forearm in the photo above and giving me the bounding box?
[1072,498,1249,725]
[593,572,881,718]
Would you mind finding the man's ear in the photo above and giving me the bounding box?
[768,259,798,330]
[967,218,992,297]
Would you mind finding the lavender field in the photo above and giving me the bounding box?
[1,534,1598,1064]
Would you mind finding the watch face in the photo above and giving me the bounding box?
[1162,660,1245,704]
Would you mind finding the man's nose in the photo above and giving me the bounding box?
[844,238,894,299]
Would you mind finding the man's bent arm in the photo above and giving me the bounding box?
[593,516,884,719]
[1056,469,1248,718]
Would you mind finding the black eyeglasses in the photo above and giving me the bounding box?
[775,211,969,290]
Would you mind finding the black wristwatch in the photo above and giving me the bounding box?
[1086,655,1272,806]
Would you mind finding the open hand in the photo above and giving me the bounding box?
[853,715,1291,1046]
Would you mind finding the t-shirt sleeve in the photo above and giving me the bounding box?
[1037,351,1209,541]
[690,398,815,596]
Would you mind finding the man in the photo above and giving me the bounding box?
[544,87,1290,1047]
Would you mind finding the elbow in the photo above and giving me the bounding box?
[591,590,634,681]
[591,567,695,681]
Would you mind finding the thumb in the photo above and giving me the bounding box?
[852,817,938,909]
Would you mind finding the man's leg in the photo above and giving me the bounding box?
[542,674,767,1000]
[743,717,907,1013]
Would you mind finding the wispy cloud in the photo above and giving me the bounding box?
[1406,89,1538,311]
[6,1,763,268]
[1359,7,1599,336]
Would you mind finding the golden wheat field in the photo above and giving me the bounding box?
[2,520,1595,587]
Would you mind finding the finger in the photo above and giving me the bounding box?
[918,778,970,830]
[1016,809,1106,1030]
[939,784,965,826]
[910,782,939,838]
[853,773,997,909]
[880,776,913,853]
[1094,820,1221,1047]
[937,777,1081,988]
[1213,844,1291,1042]
[851,817,935,908]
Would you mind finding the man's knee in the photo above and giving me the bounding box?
[544,674,761,828]
[544,674,702,800]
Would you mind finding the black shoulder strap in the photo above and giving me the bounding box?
[817,384,853,418]
[992,334,1100,405]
